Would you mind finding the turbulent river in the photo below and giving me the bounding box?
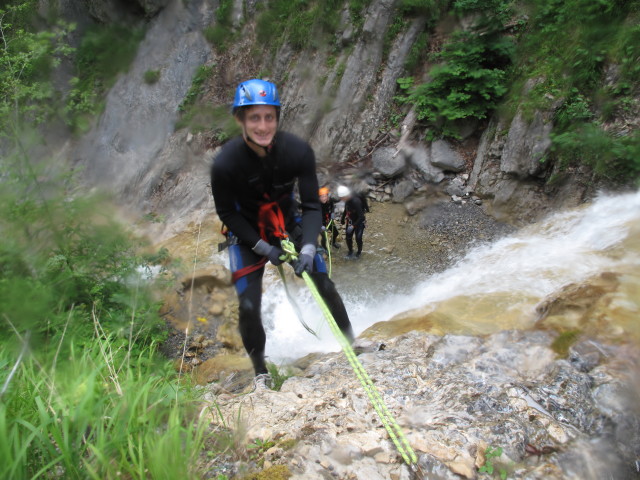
[247,190,640,365]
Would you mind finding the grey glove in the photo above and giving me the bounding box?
[252,239,284,266]
[346,225,354,234]
[294,243,315,277]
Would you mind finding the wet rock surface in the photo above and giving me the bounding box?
[203,330,640,480]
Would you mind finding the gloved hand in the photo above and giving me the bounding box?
[252,239,284,266]
[321,226,326,232]
[294,244,315,277]
[346,225,354,234]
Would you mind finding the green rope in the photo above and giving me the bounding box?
[322,219,334,278]
[280,239,418,468]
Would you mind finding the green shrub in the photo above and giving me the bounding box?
[517,0,637,99]
[204,0,235,52]
[550,124,640,180]
[257,0,344,52]
[0,150,168,353]
[0,337,211,480]
[348,0,371,32]
[0,1,74,136]
[66,24,145,132]
[404,31,429,72]
[267,363,295,391]
[398,29,514,139]
[399,0,439,15]
[509,0,640,182]
[453,0,513,22]
[144,69,161,84]
[178,64,215,114]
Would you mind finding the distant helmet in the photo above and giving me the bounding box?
[319,187,329,196]
[232,79,280,115]
[337,185,350,198]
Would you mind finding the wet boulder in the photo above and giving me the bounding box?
[373,146,406,178]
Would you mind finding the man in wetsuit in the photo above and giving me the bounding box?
[338,185,366,259]
[319,186,340,251]
[211,79,355,388]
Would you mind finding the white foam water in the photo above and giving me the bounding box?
[260,190,640,363]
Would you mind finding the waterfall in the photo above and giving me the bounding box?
[263,190,640,364]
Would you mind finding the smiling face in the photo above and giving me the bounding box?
[236,104,278,155]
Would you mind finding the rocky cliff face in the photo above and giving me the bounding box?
[62,0,621,235]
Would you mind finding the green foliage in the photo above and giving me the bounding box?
[334,62,347,86]
[404,31,429,72]
[550,124,640,180]
[0,148,168,354]
[204,0,235,53]
[242,464,292,480]
[0,1,74,138]
[348,0,371,32]
[614,20,640,87]
[553,88,594,129]
[517,0,637,99]
[267,363,294,391]
[216,0,234,25]
[257,0,344,52]
[453,0,513,23]
[384,13,408,58]
[176,102,241,139]
[399,0,439,15]
[398,29,514,139]
[179,64,215,113]
[144,69,161,84]
[479,446,508,479]
[0,337,212,479]
[66,24,144,133]
[176,64,222,132]
[204,25,230,51]
[509,0,639,181]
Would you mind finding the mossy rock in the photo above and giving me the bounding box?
[241,464,291,480]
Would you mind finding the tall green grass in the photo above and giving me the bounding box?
[0,138,215,478]
[0,325,212,480]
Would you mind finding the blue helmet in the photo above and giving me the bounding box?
[232,79,280,115]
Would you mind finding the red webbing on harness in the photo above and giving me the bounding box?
[231,257,267,283]
[258,200,288,241]
[231,198,288,284]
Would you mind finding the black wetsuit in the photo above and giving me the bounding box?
[211,132,354,375]
[340,195,366,257]
[320,197,339,250]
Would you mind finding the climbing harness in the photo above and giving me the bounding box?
[257,199,288,242]
[279,238,419,470]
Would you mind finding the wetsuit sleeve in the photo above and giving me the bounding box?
[296,145,322,247]
[211,157,262,247]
